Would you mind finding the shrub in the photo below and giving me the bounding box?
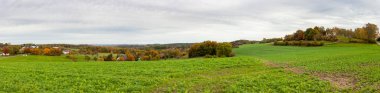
[143,50,160,61]
[229,52,236,57]
[188,43,202,58]
[105,54,113,61]
[30,48,41,55]
[93,57,98,61]
[66,55,78,62]
[126,54,136,61]
[97,57,104,61]
[85,55,91,62]
[274,41,324,47]
[216,42,233,57]
[204,55,218,58]
[188,41,234,58]
[274,41,287,46]
[50,48,62,56]
[43,48,62,56]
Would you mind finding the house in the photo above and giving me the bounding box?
[116,54,127,61]
[63,50,71,55]
[21,44,39,49]
[1,53,9,56]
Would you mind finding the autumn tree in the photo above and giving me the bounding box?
[2,47,9,55]
[364,23,379,43]
[305,28,318,41]
[23,48,32,54]
[125,50,136,61]
[50,48,62,56]
[355,28,367,40]
[43,48,51,56]
[188,43,202,58]
[142,50,160,61]
[293,30,305,41]
[284,35,294,41]
[127,54,136,61]
[30,48,41,55]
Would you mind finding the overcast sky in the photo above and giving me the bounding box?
[0,0,379,44]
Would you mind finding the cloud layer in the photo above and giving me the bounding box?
[0,0,379,44]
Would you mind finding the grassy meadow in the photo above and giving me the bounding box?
[0,43,380,92]
[235,43,380,91]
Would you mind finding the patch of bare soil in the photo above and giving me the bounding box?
[313,72,357,89]
[264,61,305,74]
[264,61,357,89]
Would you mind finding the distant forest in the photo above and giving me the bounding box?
[284,23,379,43]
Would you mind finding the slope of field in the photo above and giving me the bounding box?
[0,56,334,92]
[234,43,380,91]
[0,55,72,62]
[2,43,379,92]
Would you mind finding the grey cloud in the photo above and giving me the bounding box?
[0,0,379,44]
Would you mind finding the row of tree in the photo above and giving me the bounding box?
[71,47,188,62]
[274,41,324,46]
[284,23,379,43]
[230,40,258,48]
[0,41,235,62]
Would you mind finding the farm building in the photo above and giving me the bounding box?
[62,50,71,55]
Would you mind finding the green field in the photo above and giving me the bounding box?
[234,43,380,92]
[1,43,380,92]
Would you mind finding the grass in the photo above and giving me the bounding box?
[0,57,333,92]
[0,43,379,92]
[0,55,71,62]
[234,43,380,91]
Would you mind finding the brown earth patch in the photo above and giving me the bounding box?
[284,67,305,74]
[264,62,305,74]
[264,61,281,67]
[264,61,357,89]
[313,72,357,89]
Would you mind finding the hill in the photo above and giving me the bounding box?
[0,43,379,92]
[235,43,380,91]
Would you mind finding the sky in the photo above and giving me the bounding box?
[0,0,379,44]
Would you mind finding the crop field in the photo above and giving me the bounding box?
[0,56,334,92]
[0,43,380,92]
[235,43,380,92]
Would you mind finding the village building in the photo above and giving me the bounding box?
[62,50,71,55]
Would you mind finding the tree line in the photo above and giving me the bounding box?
[284,23,379,43]
[0,40,234,62]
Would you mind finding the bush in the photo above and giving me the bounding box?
[105,54,114,61]
[274,41,324,47]
[97,57,104,61]
[85,55,91,62]
[188,41,234,58]
[349,39,367,43]
[274,41,287,46]
[30,48,41,55]
[142,50,160,61]
[66,55,78,62]
[204,55,218,58]
[126,54,136,61]
[216,42,233,57]
[93,57,98,61]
